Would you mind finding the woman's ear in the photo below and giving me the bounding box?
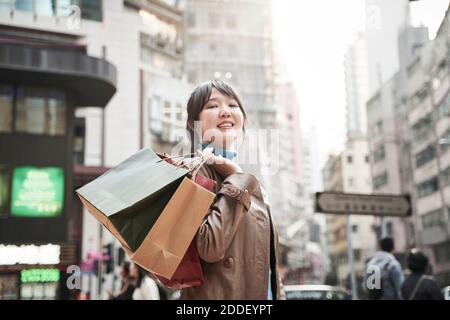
[187,120,194,131]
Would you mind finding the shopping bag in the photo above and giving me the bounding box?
[76,148,215,279]
[153,164,217,288]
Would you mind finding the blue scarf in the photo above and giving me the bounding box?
[199,143,238,160]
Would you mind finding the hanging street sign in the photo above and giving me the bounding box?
[315,192,412,217]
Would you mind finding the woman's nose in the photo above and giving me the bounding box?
[219,105,232,117]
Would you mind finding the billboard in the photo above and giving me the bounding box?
[10,167,64,217]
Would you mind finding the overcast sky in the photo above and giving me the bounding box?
[272,0,450,174]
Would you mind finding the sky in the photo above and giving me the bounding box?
[272,0,450,177]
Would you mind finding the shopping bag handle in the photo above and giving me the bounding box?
[190,153,214,180]
[157,151,214,179]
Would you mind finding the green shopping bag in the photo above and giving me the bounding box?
[76,148,189,252]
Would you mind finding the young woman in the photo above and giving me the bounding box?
[180,79,284,300]
[108,262,135,300]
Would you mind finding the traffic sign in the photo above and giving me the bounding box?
[315,192,411,217]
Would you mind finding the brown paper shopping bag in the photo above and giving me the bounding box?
[76,148,215,279]
[131,176,214,279]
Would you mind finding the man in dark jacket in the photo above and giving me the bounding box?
[401,249,444,300]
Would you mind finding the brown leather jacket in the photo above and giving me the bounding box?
[181,164,284,300]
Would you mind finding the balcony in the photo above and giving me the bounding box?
[0,44,117,107]
[421,225,450,246]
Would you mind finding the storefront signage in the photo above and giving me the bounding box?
[21,268,60,283]
[11,167,64,217]
[0,244,61,265]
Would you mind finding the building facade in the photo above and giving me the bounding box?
[366,6,450,287]
[0,0,192,299]
[0,5,117,299]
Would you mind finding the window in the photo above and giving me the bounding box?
[347,155,353,164]
[0,85,13,133]
[386,222,393,237]
[352,225,358,233]
[365,155,369,163]
[0,0,10,11]
[175,103,183,121]
[0,166,10,216]
[373,145,385,163]
[16,87,66,136]
[163,101,171,119]
[433,241,450,264]
[412,114,432,143]
[415,145,436,168]
[443,167,450,186]
[74,118,85,165]
[422,209,443,229]
[436,93,450,119]
[187,12,195,28]
[14,0,33,13]
[35,0,55,16]
[79,0,102,22]
[375,120,383,135]
[409,85,428,109]
[348,178,354,187]
[416,176,438,198]
[354,249,361,261]
[373,171,388,189]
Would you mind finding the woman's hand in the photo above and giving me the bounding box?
[197,148,242,177]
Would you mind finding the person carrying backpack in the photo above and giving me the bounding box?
[363,237,404,300]
[401,249,444,300]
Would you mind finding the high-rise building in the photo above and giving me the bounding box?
[365,0,409,95]
[184,0,276,176]
[344,32,370,139]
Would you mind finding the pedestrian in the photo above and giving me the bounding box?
[130,262,160,300]
[401,249,444,300]
[363,237,404,300]
[179,79,284,300]
[108,261,136,300]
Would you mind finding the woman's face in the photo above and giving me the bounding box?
[198,88,244,150]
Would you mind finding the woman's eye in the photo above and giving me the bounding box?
[230,104,238,108]
[206,105,218,109]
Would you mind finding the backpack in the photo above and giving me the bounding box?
[365,260,391,300]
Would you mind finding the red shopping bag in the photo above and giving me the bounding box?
[154,155,216,289]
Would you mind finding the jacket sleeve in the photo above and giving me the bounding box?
[194,172,257,263]
[390,263,405,299]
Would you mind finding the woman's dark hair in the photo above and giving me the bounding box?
[186,79,247,150]
[407,249,428,273]
[134,265,148,288]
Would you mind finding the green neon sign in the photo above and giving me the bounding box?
[21,269,60,283]
[11,167,64,217]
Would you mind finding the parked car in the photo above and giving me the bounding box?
[284,285,349,300]
[443,286,450,300]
